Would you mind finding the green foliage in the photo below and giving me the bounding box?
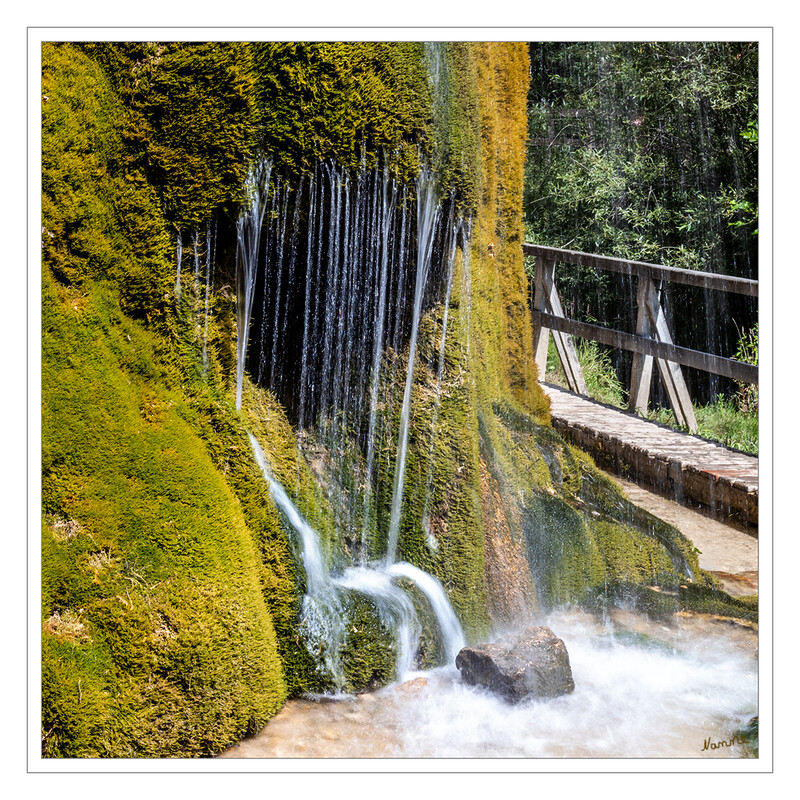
[649,393,758,455]
[41,43,173,317]
[734,323,759,415]
[524,42,759,404]
[388,300,490,639]
[41,39,754,761]
[580,581,758,625]
[336,594,399,693]
[478,401,706,610]
[525,42,758,275]
[546,338,626,408]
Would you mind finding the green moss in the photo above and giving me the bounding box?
[337,594,399,693]
[42,43,174,318]
[41,267,291,756]
[473,396,711,611]
[251,43,429,183]
[115,42,257,230]
[580,582,758,625]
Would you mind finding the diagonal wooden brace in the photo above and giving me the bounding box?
[628,277,697,433]
[533,256,587,395]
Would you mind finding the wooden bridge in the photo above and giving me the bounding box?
[524,244,759,530]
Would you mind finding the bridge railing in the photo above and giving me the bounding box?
[523,243,759,434]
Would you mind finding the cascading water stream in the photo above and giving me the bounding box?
[235,157,272,410]
[386,167,441,566]
[248,434,348,685]
[249,434,328,595]
[387,562,465,665]
[333,566,421,680]
[248,431,465,687]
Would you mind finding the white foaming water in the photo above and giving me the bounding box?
[387,562,465,665]
[220,608,757,759]
[388,610,758,759]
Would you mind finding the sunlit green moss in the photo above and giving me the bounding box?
[41,272,287,756]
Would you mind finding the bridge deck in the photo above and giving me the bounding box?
[541,383,758,531]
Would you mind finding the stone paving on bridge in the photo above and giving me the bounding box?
[541,383,758,531]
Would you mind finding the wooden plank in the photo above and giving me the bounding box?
[530,310,758,384]
[628,276,656,415]
[523,243,758,297]
[541,263,587,395]
[642,279,698,433]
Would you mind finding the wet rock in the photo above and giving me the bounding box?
[455,626,575,703]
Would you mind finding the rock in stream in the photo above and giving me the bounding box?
[455,625,575,702]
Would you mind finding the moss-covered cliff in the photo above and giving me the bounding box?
[41,40,749,758]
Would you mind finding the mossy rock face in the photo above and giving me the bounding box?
[42,43,174,318]
[473,399,713,614]
[579,581,758,625]
[41,270,293,756]
[337,593,400,694]
[97,42,257,231]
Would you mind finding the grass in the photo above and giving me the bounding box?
[545,338,758,455]
[647,395,758,455]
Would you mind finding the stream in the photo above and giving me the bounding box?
[219,608,757,759]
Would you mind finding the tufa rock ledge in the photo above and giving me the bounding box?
[455,625,575,702]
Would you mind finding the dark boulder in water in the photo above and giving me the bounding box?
[455,626,575,702]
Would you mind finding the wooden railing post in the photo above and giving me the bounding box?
[629,276,656,415]
[629,277,698,433]
[533,255,587,395]
[532,256,551,378]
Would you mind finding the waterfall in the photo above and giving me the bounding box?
[248,432,465,687]
[235,157,272,410]
[386,167,440,565]
[424,41,450,172]
[297,168,317,431]
[249,433,348,685]
[175,233,183,300]
[238,153,470,688]
[387,561,465,665]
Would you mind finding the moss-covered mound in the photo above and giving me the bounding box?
[41,269,289,757]
[41,42,295,757]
